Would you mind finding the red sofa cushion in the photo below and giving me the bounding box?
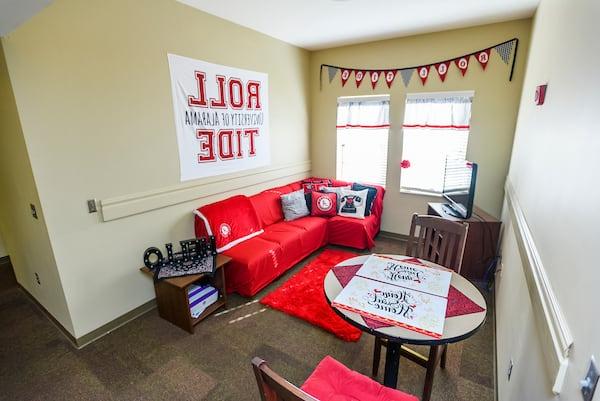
[328,214,379,250]
[260,223,306,267]
[221,237,284,297]
[285,216,328,254]
[250,191,284,227]
[301,356,418,401]
[311,192,337,217]
[194,195,263,253]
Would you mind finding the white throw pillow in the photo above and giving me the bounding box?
[320,185,351,211]
[338,188,369,219]
[280,189,310,221]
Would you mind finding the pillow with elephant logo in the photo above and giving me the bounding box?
[338,188,369,219]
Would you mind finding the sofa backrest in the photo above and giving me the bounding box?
[249,191,284,227]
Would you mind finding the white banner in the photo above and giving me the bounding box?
[168,54,270,181]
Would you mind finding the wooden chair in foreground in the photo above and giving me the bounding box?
[372,214,469,401]
[252,356,418,401]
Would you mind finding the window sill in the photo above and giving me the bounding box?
[400,188,443,197]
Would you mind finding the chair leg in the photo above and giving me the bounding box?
[441,345,448,369]
[372,337,382,377]
[422,346,439,401]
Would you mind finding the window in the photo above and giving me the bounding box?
[336,96,390,187]
[399,91,473,194]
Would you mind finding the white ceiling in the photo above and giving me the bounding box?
[178,0,539,50]
[0,0,51,37]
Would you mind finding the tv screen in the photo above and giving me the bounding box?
[442,159,478,219]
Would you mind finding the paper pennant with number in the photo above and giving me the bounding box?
[369,71,381,89]
[476,49,491,70]
[327,66,338,83]
[400,68,414,87]
[454,56,470,76]
[354,70,366,88]
[340,69,352,87]
[494,41,515,64]
[384,70,397,88]
[417,65,431,85]
[435,61,450,82]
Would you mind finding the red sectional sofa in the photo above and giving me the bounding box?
[194,178,385,297]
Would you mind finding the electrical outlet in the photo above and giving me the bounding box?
[87,199,97,213]
[34,272,41,285]
[30,203,38,219]
[507,359,514,381]
[581,356,599,401]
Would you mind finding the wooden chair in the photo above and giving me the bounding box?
[252,357,318,401]
[372,214,468,401]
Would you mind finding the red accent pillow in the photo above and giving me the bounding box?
[311,192,337,217]
[302,183,329,193]
[301,356,418,401]
[194,195,263,253]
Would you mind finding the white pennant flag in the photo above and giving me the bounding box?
[400,69,414,87]
[494,41,515,64]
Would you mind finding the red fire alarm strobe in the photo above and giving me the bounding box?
[535,84,547,105]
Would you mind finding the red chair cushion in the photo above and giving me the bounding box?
[250,191,284,227]
[311,192,337,217]
[260,223,305,267]
[285,216,328,253]
[194,195,262,253]
[301,356,418,401]
[221,237,283,297]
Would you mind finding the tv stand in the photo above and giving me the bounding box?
[441,203,464,219]
[427,202,501,280]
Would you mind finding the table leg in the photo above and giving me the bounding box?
[383,341,402,388]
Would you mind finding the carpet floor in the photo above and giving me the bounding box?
[0,237,495,401]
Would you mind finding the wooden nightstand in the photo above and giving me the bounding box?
[140,254,231,333]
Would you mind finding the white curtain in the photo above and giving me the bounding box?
[403,93,472,130]
[337,97,390,128]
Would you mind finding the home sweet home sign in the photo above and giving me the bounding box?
[168,54,270,181]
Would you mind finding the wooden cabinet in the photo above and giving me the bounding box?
[427,203,500,281]
[141,254,231,333]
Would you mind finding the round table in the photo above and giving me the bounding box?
[324,254,487,390]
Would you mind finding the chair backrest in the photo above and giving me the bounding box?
[252,357,319,401]
[405,214,469,274]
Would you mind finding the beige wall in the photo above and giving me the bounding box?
[310,19,531,234]
[496,0,600,399]
[2,0,310,338]
[0,43,74,332]
[0,231,7,257]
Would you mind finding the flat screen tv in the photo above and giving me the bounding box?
[442,159,478,219]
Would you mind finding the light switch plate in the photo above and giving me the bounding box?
[581,356,599,401]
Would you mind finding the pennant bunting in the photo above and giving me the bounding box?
[400,68,414,87]
[454,56,470,76]
[494,40,515,64]
[369,71,381,89]
[417,65,431,85]
[384,70,397,88]
[321,38,519,90]
[354,70,366,88]
[327,66,338,83]
[340,69,351,87]
[476,49,491,70]
[435,61,450,82]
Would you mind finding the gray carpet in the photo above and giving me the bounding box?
[0,237,494,401]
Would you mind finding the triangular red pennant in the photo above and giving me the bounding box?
[355,70,366,88]
[384,70,397,88]
[417,65,431,85]
[435,61,450,82]
[454,56,470,76]
[341,69,352,87]
[476,49,491,70]
[369,71,381,89]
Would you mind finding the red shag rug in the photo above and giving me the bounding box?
[260,249,362,342]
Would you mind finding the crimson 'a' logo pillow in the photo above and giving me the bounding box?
[311,192,337,217]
